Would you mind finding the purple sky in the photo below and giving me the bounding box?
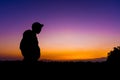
[0,0,120,34]
[0,0,120,61]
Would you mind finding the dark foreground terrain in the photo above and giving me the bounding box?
[0,60,118,66]
[0,60,118,69]
[0,61,108,73]
[0,61,119,78]
[0,60,107,66]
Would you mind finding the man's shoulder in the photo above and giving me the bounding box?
[23,30,32,36]
[24,29,32,33]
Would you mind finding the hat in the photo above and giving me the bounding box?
[32,22,44,28]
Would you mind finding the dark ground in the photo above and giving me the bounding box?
[0,61,119,78]
[0,60,118,69]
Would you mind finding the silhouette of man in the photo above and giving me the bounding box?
[20,22,44,62]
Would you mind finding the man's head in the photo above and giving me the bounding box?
[32,22,44,34]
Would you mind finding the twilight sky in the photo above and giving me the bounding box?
[0,0,120,61]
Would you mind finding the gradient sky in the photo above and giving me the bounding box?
[0,0,120,61]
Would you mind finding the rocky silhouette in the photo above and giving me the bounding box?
[20,22,44,62]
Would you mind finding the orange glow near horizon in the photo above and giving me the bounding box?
[40,49,108,61]
[0,48,108,61]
